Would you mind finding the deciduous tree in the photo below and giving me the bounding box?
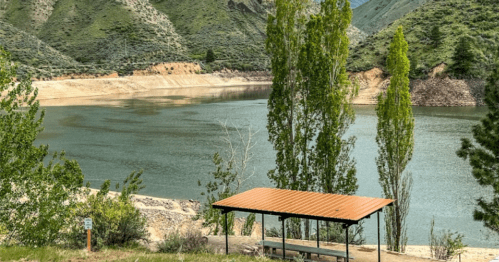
[266,0,309,238]
[375,26,414,253]
[0,47,85,246]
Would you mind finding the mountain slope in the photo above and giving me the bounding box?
[350,0,370,9]
[348,0,499,79]
[151,0,269,69]
[352,0,427,35]
[2,0,187,64]
[0,0,367,74]
[0,20,80,77]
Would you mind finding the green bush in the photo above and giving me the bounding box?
[311,222,365,245]
[429,218,466,260]
[0,48,85,247]
[265,227,282,238]
[206,49,216,63]
[65,171,148,250]
[241,213,255,236]
[157,230,209,254]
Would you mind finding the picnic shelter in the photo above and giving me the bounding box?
[212,187,394,261]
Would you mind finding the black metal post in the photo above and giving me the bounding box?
[262,214,265,241]
[316,220,320,248]
[345,224,350,262]
[281,217,286,259]
[317,220,320,258]
[378,211,381,262]
[225,212,228,255]
[327,221,329,243]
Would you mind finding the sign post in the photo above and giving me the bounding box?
[84,218,92,252]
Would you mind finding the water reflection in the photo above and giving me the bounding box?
[38,85,272,109]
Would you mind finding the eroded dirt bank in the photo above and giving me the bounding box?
[32,62,272,106]
[350,63,485,106]
[31,62,483,107]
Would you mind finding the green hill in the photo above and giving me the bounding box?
[348,0,499,79]
[0,0,368,74]
[2,0,188,65]
[0,20,81,78]
[151,0,269,70]
[352,0,427,35]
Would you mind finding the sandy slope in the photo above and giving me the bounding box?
[33,73,271,106]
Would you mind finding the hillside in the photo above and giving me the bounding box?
[1,0,189,65]
[352,0,427,35]
[348,0,499,80]
[350,0,370,8]
[0,20,81,78]
[0,0,367,75]
[151,0,269,70]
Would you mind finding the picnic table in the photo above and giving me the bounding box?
[260,240,354,261]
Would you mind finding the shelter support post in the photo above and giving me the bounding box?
[344,223,350,261]
[327,221,329,243]
[222,210,229,255]
[279,216,286,260]
[262,214,265,241]
[378,210,381,262]
[317,219,320,258]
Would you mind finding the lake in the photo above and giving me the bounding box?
[37,85,497,247]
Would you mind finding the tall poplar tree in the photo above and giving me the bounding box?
[266,0,309,239]
[304,0,358,196]
[457,56,499,234]
[375,26,414,253]
[297,0,359,240]
[267,0,359,240]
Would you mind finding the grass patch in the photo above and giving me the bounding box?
[0,246,273,262]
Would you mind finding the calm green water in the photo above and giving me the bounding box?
[37,86,497,247]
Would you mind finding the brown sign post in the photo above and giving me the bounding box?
[84,218,92,252]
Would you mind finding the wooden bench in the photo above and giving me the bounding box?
[260,240,354,261]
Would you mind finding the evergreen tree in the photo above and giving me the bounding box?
[375,26,414,253]
[206,49,216,63]
[449,36,475,78]
[429,25,443,48]
[409,53,419,79]
[457,57,499,234]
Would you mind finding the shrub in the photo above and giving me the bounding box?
[157,230,209,254]
[265,227,281,238]
[312,222,365,245]
[198,123,256,236]
[65,171,148,250]
[0,48,85,247]
[429,218,466,260]
[206,49,216,63]
[241,213,256,236]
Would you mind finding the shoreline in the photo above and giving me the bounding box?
[30,69,483,107]
[33,73,272,107]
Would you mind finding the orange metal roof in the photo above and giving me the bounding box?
[212,188,394,223]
